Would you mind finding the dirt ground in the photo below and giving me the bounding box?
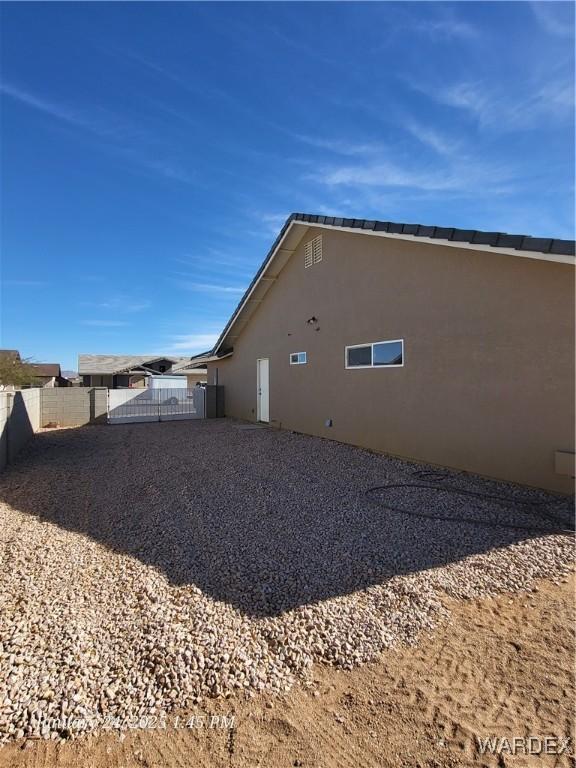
[1,572,573,768]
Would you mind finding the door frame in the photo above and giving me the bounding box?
[256,358,270,423]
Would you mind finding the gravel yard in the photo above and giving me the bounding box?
[0,419,573,744]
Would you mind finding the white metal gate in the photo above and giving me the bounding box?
[108,387,205,424]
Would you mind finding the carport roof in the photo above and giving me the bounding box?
[211,212,575,355]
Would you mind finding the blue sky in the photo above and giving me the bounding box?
[1,1,574,371]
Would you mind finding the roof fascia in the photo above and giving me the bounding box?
[213,220,304,353]
[214,219,575,354]
[305,221,576,265]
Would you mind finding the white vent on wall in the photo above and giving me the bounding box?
[312,235,322,263]
[304,235,322,268]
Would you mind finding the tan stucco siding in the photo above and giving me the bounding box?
[186,371,207,387]
[208,228,575,493]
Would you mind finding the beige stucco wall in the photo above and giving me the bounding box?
[208,227,575,493]
[186,370,207,387]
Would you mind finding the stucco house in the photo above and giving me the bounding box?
[78,355,207,389]
[192,213,575,493]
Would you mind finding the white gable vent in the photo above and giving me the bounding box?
[304,235,322,268]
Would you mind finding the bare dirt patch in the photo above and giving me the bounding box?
[1,573,573,768]
[0,419,573,764]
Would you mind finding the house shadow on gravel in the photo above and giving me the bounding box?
[0,421,572,618]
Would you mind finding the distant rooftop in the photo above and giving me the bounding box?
[30,363,61,378]
[78,354,191,375]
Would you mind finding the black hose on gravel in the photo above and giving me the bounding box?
[364,472,575,536]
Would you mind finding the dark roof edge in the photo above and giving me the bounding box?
[211,215,296,354]
[289,212,575,256]
[211,212,575,354]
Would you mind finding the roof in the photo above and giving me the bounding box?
[176,352,233,368]
[30,363,61,377]
[288,213,575,256]
[0,349,21,361]
[78,354,191,375]
[212,212,576,355]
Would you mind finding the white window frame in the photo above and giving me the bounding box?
[345,339,404,369]
[290,352,307,365]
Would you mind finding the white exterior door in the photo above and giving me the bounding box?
[257,358,269,423]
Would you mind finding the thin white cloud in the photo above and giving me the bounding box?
[413,17,479,41]
[174,248,253,270]
[172,280,247,295]
[259,22,345,72]
[531,1,574,38]
[309,157,514,195]
[0,81,132,140]
[1,81,195,184]
[116,48,254,117]
[1,82,89,128]
[369,7,481,51]
[421,78,574,131]
[83,297,151,314]
[167,333,220,352]
[82,320,130,327]
[77,275,105,283]
[403,121,459,157]
[291,134,383,157]
[476,202,575,241]
[243,211,292,239]
[103,146,195,185]
[3,279,48,287]
[256,212,290,234]
[138,158,195,185]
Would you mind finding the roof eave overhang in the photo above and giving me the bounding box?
[212,220,307,354]
[213,218,575,355]
[301,221,576,264]
[182,351,234,367]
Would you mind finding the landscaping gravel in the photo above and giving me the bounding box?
[0,419,573,742]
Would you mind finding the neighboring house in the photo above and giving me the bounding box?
[186,372,208,388]
[28,363,70,388]
[0,350,69,388]
[62,370,83,386]
[171,358,209,389]
[194,213,575,493]
[78,355,207,388]
[0,349,22,391]
[0,349,21,363]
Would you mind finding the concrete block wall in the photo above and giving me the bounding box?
[0,394,11,471]
[0,389,41,470]
[40,387,108,427]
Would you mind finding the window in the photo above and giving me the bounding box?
[290,352,307,365]
[304,235,322,268]
[345,339,404,369]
